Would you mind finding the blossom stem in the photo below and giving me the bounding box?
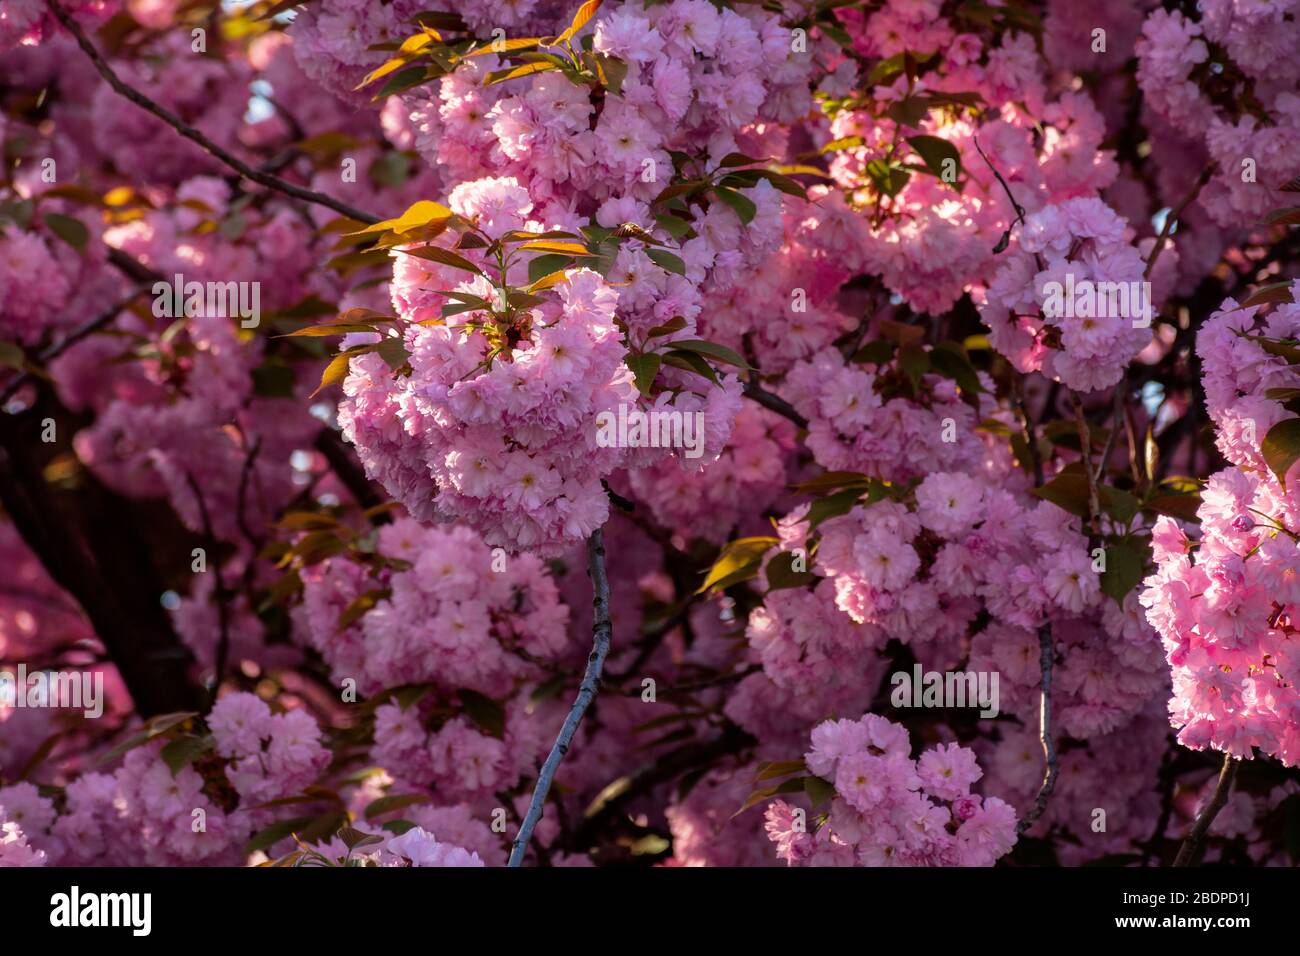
[508,527,614,866]
[47,0,381,226]
[1172,753,1239,867]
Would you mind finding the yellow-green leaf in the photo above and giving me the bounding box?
[697,536,778,594]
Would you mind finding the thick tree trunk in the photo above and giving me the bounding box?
[0,386,204,716]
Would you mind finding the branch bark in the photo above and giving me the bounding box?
[48,1,380,226]
[1017,622,1059,835]
[508,527,614,866]
[0,387,204,715]
[1172,753,1239,867]
[742,377,807,429]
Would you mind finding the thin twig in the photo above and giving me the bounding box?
[0,283,150,405]
[973,136,1026,254]
[1145,165,1214,280]
[1172,754,1239,867]
[1017,622,1058,835]
[1012,382,1058,837]
[1094,374,1127,486]
[183,472,231,710]
[48,0,380,226]
[508,527,614,866]
[1073,395,1102,533]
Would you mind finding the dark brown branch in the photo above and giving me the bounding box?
[184,472,232,710]
[0,283,151,406]
[1017,622,1058,835]
[313,427,389,520]
[1172,753,1240,867]
[509,527,614,866]
[0,387,203,716]
[48,1,380,226]
[743,377,807,429]
[1145,165,1214,280]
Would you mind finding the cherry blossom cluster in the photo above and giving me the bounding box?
[978,199,1163,392]
[765,714,1018,866]
[1139,284,1300,767]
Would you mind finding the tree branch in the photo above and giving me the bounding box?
[742,377,807,429]
[0,283,151,406]
[1018,622,1058,835]
[1172,753,1239,867]
[48,0,380,225]
[508,527,614,866]
[1145,165,1214,280]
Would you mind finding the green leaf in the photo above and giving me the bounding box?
[397,244,483,275]
[645,248,686,276]
[663,349,719,386]
[625,352,661,396]
[159,735,212,776]
[1028,471,1091,519]
[713,186,756,224]
[376,65,434,99]
[1264,207,1300,226]
[886,96,929,128]
[866,53,906,86]
[530,675,568,702]
[697,536,778,594]
[528,253,574,284]
[486,60,559,85]
[669,339,751,369]
[753,759,806,782]
[44,212,89,251]
[898,343,930,390]
[906,135,962,185]
[337,825,385,851]
[0,340,26,371]
[733,776,808,817]
[364,793,433,820]
[1029,471,1140,523]
[790,470,874,494]
[821,135,865,154]
[94,711,198,768]
[1144,493,1202,522]
[1262,417,1300,485]
[1100,541,1146,605]
[865,158,910,197]
[336,588,390,631]
[1242,282,1295,310]
[655,213,692,241]
[851,339,895,366]
[807,488,862,530]
[765,550,816,592]
[244,816,317,855]
[459,689,506,738]
[804,775,835,808]
[645,316,687,339]
[929,340,984,402]
[553,0,601,44]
